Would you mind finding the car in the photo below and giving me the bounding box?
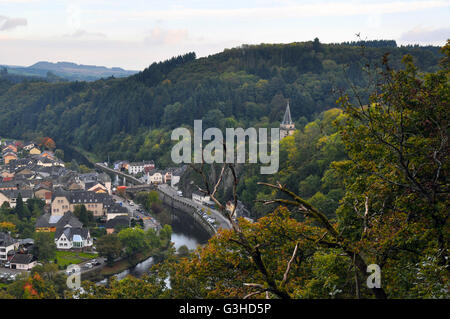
[4,262,10,268]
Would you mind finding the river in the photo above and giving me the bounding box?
[98,209,210,284]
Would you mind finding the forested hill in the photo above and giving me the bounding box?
[0,40,443,163]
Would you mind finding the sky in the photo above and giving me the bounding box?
[0,0,449,70]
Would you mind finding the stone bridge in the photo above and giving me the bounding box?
[94,163,144,185]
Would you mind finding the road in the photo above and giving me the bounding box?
[95,162,231,231]
[157,184,232,230]
[111,194,160,231]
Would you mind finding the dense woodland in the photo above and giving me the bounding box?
[0,40,448,299]
[0,39,442,162]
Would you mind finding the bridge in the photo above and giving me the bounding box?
[94,163,232,236]
[94,163,144,185]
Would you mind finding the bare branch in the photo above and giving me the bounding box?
[280,242,299,288]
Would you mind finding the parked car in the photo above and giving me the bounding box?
[4,262,10,268]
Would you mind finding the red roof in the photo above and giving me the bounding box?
[2,177,13,182]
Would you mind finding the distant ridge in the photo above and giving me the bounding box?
[1,61,138,82]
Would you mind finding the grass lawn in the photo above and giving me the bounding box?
[0,283,9,289]
[55,251,98,267]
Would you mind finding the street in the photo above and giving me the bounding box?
[157,184,232,230]
[111,194,160,231]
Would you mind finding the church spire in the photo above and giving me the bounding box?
[282,100,292,125]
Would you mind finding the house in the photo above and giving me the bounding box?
[0,180,19,191]
[2,144,17,153]
[16,168,34,177]
[85,181,108,194]
[100,174,112,195]
[192,191,211,205]
[23,142,36,151]
[9,254,37,270]
[39,151,56,160]
[163,171,172,184]
[147,171,163,184]
[2,152,18,165]
[18,238,34,253]
[1,171,14,179]
[55,226,92,250]
[35,211,83,233]
[106,203,129,221]
[113,161,129,172]
[0,190,33,208]
[51,190,110,217]
[34,211,92,250]
[36,157,64,167]
[29,147,41,155]
[0,232,19,262]
[128,161,155,175]
[105,215,130,234]
[34,185,52,205]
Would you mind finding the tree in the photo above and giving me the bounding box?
[0,221,16,234]
[8,273,59,299]
[39,137,56,150]
[54,149,64,160]
[117,227,148,260]
[135,191,161,212]
[33,232,56,261]
[96,234,123,266]
[333,44,449,297]
[73,205,94,227]
[31,263,67,297]
[14,193,30,220]
[177,245,190,257]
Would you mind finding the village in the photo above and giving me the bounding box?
[0,138,192,284]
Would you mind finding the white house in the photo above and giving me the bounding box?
[0,190,33,208]
[9,254,37,270]
[23,142,36,151]
[55,226,92,250]
[128,161,155,175]
[147,171,163,184]
[0,232,19,262]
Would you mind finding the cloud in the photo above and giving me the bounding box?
[0,15,27,31]
[63,29,106,38]
[123,1,450,20]
[400,26,450,43]
[144,27,189,45]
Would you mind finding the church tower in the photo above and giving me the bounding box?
[280,100,295,139]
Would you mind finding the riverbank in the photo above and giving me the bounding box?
[82,244,170,282]
[82,251,150,282]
